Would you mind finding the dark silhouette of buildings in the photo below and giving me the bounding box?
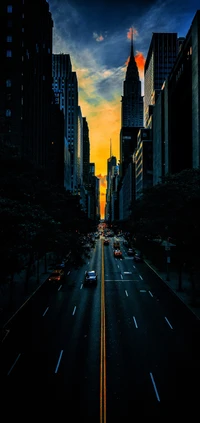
[0,0,53,171]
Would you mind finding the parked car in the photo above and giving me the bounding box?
[84,270,97,286]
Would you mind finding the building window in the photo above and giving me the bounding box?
[7,35,12,42]
[6,50,12,57]
[6,109,11,117]
[7,5,12,13]
[6,79,11,87]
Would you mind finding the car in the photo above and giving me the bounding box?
[48,269,65,282]
[84,270,97,286]
[127,248,135,256]
[55,262,65,270]
[114,249,122,258]
[133,253,143,262]
[104,238,109,245]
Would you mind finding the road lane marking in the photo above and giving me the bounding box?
[72,306,76,315]
[80,283,83,289]
[7,353,21,375]
[140,289,146,292]
[139,275,143,280]
[133,265,136,268]
[125,290,128,297]
[120,274,123,279]
[117,265,120,268]
[100,240,106,423]
[55,350,63,373]
[150,372,160,402]
[104,279,139,282]
[58,285,62,291]
[133,316,138,328]
[165,316,173,329]
[42,306,49,316]
[149,291,153,297]
[2,329,10,343]
[124,272,132,274]
[67,271,70,275]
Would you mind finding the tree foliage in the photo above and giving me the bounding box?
[0,149,94,285]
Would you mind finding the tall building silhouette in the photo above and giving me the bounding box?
[82,117,90,186]
[0,0,53,169]
[120,29,143,178]
[144,32,178,127]
[52,55,79,192]
[52,53,72,190]
[121,28,143,128]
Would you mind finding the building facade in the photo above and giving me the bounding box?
[0,0,53,170]
[144,32,178,127]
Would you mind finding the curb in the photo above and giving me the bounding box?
[144,259,200,321]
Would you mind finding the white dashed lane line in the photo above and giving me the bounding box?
[55,350,63,374]
[150,372,160,402]
[139,275,143,280]
[133,316,138,328]
[165,316,173,329]
[125,290,128,297]
[42,306,49,317]
[7,353,21,376]
[72,306,77,316]
[149,291,153,297]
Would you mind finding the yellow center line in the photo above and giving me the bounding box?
[100,239,106,423]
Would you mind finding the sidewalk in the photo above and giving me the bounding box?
[144,258,200,321]
[0,254,53,334]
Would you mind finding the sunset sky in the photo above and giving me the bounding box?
[48,0,199,218]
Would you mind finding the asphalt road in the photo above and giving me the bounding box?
[1,236,200,419]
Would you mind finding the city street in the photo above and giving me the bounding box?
[1,237,200,419]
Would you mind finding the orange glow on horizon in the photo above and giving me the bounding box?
[76,28,145,219]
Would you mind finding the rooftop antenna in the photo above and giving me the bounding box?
[110,138,112,157]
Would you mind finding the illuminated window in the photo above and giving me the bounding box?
[7,5,12,13]
[6,50,12,57]
[7,35,12,42]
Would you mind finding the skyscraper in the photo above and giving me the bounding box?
[52,54,72,190]
[52,55,79,192]
[120,28,143,178]
[82,117,90,186]
[0,0,53,169]
[121,28,143,128]
[144,32,178,127]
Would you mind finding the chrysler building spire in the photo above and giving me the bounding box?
[121,27,143,128]
[130,27,134,58]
